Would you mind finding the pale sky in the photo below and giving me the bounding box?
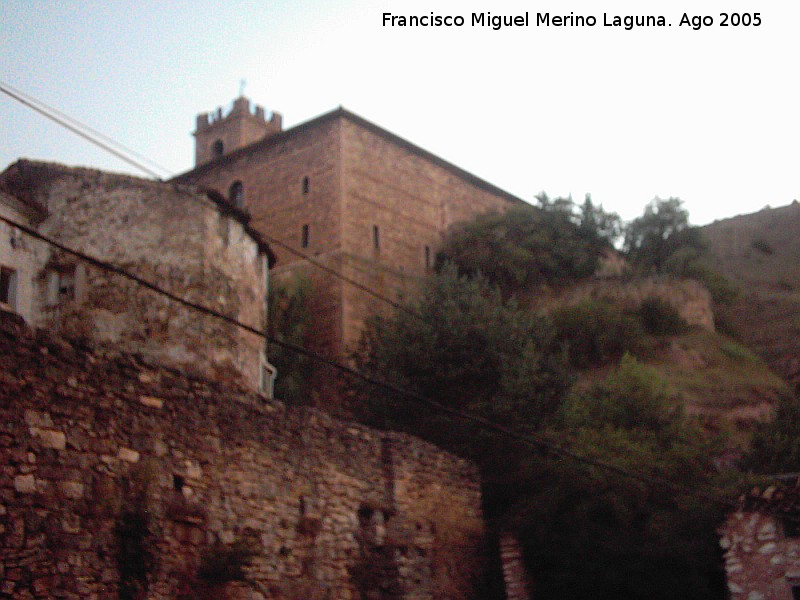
[2,0,797,225]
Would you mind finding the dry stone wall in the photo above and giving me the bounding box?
[0,312,483,599]
[719,510,800,600]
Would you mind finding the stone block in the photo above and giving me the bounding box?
[60,481,84,499]
[14,474,37,494]
[153,439,168,456]
[117,448,140,463]
[758,542,777,554]
[24,410,53,428]
[185,460,202,479]
[30,428,67,450]
[139,395,164,409]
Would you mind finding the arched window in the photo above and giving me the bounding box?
[228,181,244,208]
[213,139,224,157]
[302,176,310,195]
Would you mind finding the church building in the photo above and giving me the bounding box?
[174,96,525,363]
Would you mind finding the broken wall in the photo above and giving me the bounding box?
[1,161,268,391]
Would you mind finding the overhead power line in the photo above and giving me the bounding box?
[0,83,750,514]
[3,80,426,321]
[0,81,172,180]
[260,232,424,320]
[0,211,739,511]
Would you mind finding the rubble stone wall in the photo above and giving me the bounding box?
[0,313,484,599]
[719,511,800,600]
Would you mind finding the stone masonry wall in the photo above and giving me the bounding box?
[0,312,484,599]
[0,194,47,324]
[560,276,716,331]
[338,117,518,351]
[719,510,800,600]
[177,110,522,360]
[179,118,344,360]
[182,118,342,269]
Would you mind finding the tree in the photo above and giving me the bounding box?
[267,274,315,404]
[517,357,728,600]
[353,215,730,599]
[578,193,623,249]
[742,391,800,474]
[352,264,572,456]
[552,300,644,368]
[624,197,700,273]
[352,266,729,599]
[436,196,619,298]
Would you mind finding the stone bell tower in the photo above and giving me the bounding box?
[193,96,282,166]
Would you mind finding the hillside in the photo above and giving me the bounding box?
[548,278,788,448]
[637,330,786,446]
[702,201,800,388]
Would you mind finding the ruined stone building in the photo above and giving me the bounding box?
[0,159,275,393]
[174,96,526,362]
[0,188,46,323]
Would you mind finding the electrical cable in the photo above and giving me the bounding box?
[0,81,172,180]
[0,84,764,515]
[258,232,424,320]
[0,211,741,511]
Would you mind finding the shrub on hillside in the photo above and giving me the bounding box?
[751,238,774,255]
[552,300,644,368]
[742,392,800,474]
[663,248,739,305]
[560,353,681,435]
[638,297,689,336]
[267,275,314,404]
[435,198,619,298]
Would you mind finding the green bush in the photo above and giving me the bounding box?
[268,275,315,404]
[435,200,616,297]
[719,338,758,363]
[742,392,800,474]
[352,265,572,452]
[552,300,643,368]
[638,297,688,336]
[663,249,739,305]
[751,238,774,255]
[561,353,680,435]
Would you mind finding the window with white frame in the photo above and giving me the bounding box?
[260,359,277,399]
[46,266,76,306]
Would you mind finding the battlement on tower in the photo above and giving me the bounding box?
[193,96,282,165]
